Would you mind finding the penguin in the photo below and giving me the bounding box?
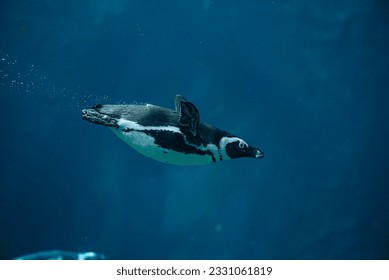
[81,95,264,166]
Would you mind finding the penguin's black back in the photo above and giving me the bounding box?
[93,103,235,146]
[93,104,179,127]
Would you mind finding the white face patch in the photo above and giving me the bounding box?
[110,119,219,166]
[219,137,248,160]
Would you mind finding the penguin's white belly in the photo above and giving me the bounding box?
[110,128,214,166]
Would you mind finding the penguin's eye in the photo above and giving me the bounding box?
[238,140,248,150]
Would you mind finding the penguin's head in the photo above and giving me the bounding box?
[220,137,264,160]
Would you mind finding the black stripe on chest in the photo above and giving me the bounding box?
[122,128,216,162]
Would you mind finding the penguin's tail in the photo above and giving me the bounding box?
[81,107,118,128]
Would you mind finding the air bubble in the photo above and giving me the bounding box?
[0,54,112,113]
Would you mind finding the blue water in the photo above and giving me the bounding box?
[1,0,388,260]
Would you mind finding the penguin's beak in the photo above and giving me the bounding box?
[254,149,264,159]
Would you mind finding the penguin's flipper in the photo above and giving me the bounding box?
[175,95,200,137]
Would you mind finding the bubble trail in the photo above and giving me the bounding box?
[0,53,112,111]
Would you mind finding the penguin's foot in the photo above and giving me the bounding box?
[81,108,118,128]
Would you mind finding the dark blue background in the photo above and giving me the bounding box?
[1,0,388,259]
